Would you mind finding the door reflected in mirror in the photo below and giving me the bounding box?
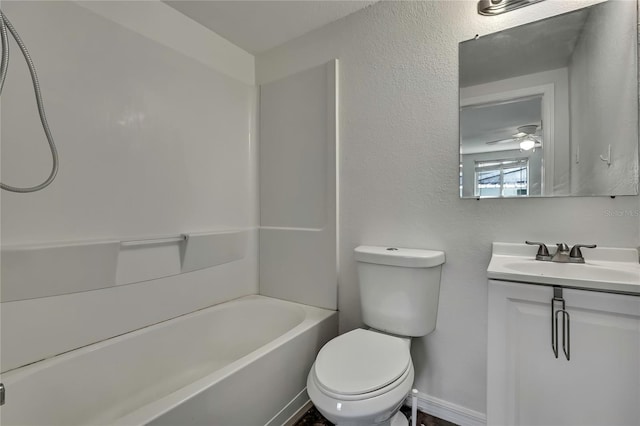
[459,0,638,198]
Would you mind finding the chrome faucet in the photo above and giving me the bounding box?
[526,241,552,261]
[551,243,571,263]
[526,241,596,263]
[567,244,597,263]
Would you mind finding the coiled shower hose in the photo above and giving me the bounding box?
[0,10,59,193]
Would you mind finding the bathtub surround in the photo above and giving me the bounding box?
[0,2,340,424]
[1,230,253,371]
[259,61,338,310]
[256,0,640,422]
[1,230,248,303]
[1,0,258,372]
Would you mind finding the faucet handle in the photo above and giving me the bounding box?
[569,244,597,260]
[526,241,551,260]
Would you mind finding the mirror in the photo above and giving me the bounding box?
[459,0,638,198]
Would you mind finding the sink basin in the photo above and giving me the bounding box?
[488,243,640,294]
[502,260,640,284]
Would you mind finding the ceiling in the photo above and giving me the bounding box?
[460,97,542,155]
[165,1,378,54]
[460,7,590,88]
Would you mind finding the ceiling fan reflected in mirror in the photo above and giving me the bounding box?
[485,124,542,152]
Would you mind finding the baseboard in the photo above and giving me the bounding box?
[405,391,486,426]
[270,388,486,426]
[265,388,311,426]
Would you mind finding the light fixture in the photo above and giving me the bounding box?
[517,124,538,135]
[519,137,537,151]
[513,125,542,151]
[477,0,546,16]
[483,124,542,150]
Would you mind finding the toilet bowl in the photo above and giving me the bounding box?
[307,246,445,426]
[307,329,414,426]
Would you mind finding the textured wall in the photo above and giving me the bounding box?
[257,0,639,415]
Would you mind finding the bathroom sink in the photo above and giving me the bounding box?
[503,260,639,283]
[488,243,640,294]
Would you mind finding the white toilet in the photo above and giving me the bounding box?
[307,245,445,426]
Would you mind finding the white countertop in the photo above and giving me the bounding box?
[487,242,640,294]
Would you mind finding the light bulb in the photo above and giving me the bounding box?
[519,139,535,151]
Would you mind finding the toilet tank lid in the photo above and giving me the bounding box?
[354,246,445,268]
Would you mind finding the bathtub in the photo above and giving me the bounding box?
[0,295,337,425]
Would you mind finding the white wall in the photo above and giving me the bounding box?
[1,1,258,370]
[259,61,338,310]
[257,0,639,417]
[569,0,638,195]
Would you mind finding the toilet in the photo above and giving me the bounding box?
[307,246,445,426]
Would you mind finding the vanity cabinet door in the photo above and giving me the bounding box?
[487,280,640,426]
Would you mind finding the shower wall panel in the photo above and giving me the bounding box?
[0,1,258,371]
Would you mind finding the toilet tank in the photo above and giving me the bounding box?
[354,246,445,337]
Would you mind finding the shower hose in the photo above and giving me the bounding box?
[0,9,59,193]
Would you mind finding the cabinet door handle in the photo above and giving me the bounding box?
[551,286,570,361]
[551,288,564,358]
[555,309,570,361]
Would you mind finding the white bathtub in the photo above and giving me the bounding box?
[0,295,337,425]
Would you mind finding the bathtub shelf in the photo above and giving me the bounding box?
[1,230,248,302]
[181,231,247,273]
[120,234,187,247]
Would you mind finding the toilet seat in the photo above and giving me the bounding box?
[313,329,411,400]
[311,359,413,402]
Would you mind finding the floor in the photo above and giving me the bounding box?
[294,405,459,426]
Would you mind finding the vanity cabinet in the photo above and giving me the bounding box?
[487,280,640,426]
